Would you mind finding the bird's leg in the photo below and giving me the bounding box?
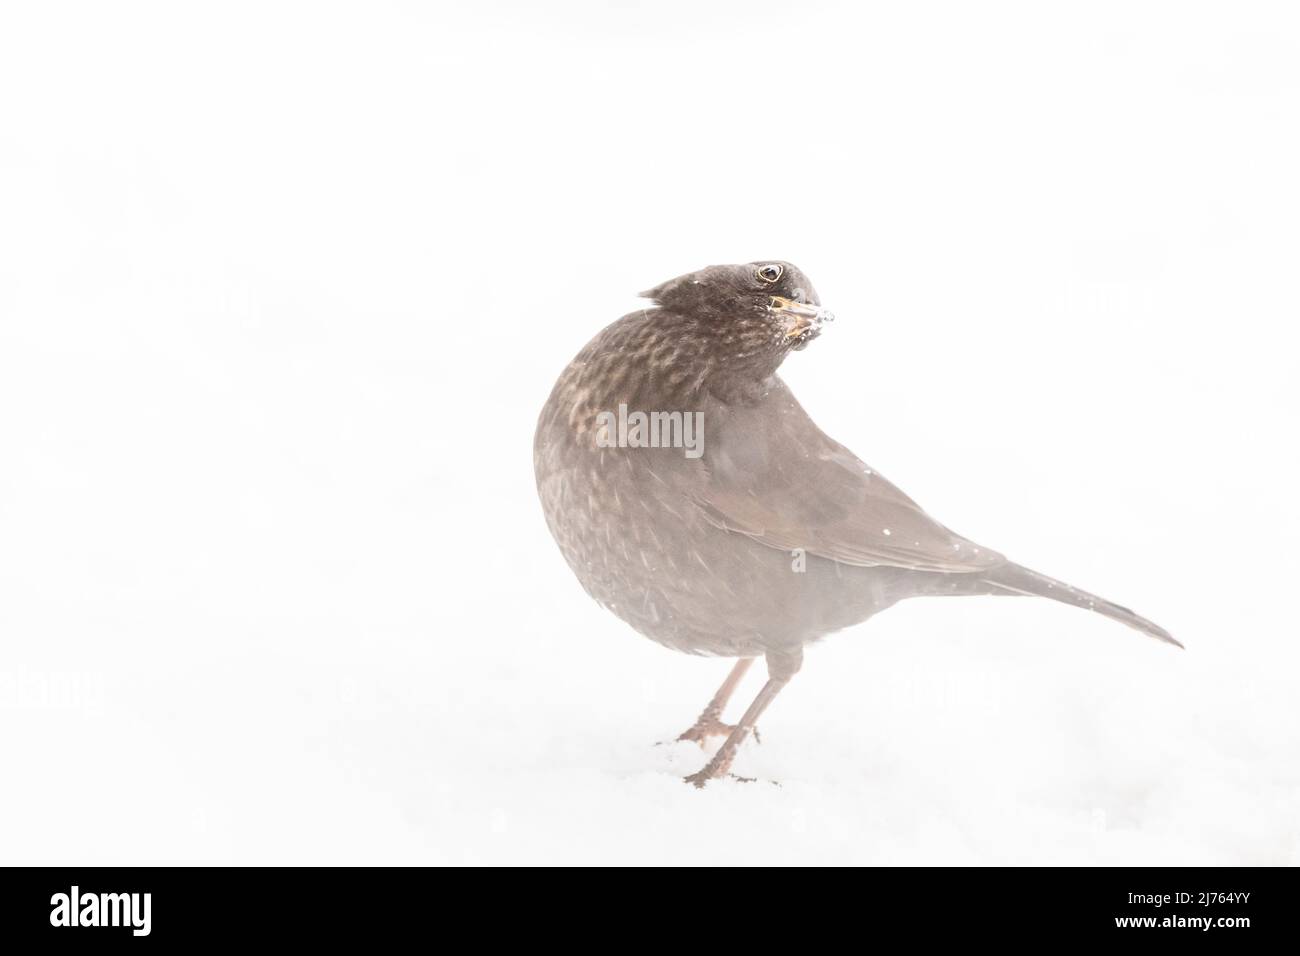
[676,657,754,745]
[685,648,802,788]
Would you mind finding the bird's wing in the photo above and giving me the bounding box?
[685,383,1003,573]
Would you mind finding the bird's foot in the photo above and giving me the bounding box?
[684,763,724,788]
[684,769,782,789]
[674,717,760,748]
[676,716,733,746]
[685,769,751,788]
[682,735,748,787]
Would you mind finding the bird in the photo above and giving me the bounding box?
[533,261,1179,787]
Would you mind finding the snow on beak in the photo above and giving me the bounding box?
[768,296,836,341]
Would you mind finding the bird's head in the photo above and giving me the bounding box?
[639,261,835,355]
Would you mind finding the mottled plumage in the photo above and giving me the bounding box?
[534,261,1178,786]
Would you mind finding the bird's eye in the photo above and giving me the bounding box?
[756,264,783,284]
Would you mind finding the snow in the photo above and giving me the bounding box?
[2,2,1298,865]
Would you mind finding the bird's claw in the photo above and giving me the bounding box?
[683,768,729,788]
[684,770,779,789]
[676,718,734,746]
[674,719,760,748]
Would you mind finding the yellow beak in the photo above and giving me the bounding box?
[768,296,836,339]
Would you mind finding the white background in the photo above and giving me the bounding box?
[2,1,1297,864]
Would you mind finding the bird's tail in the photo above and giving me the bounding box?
[981,562,1182,648]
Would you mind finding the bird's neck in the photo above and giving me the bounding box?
[641,309,787,406]
[551,309,786,441]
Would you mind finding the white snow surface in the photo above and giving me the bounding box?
[2,2,1298,865]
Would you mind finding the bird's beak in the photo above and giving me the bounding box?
[768,296,836,341]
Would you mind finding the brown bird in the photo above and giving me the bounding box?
[533,261,1179,787]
